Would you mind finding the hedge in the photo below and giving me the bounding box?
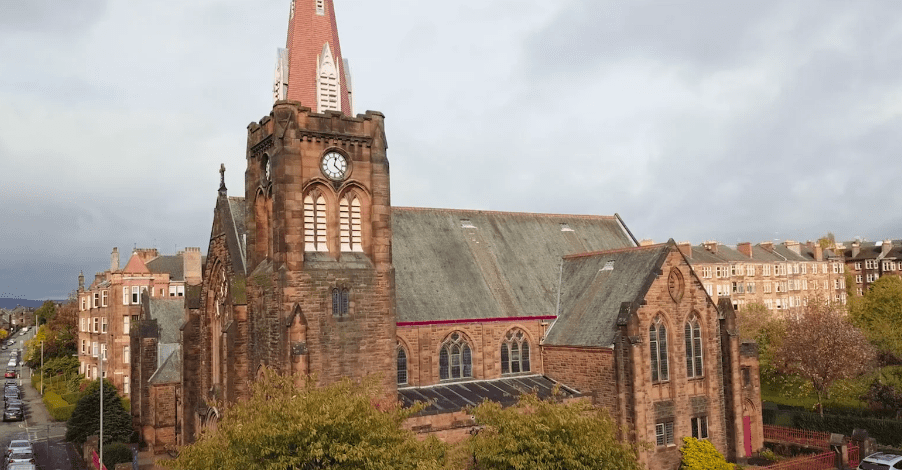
[42,390,75,421]
[61,392,80,405]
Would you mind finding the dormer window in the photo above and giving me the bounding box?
[315,0,325,15]
[316,43,340,112]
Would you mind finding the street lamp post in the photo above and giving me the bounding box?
[99,345,104,470]
[40,341,43,396]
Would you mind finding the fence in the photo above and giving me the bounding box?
[764,451,836,470]
[764,425,833,449]
[849,444,860,467]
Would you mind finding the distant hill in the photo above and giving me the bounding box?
[0,298,48,309]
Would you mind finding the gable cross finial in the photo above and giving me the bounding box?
[219,163,227,194]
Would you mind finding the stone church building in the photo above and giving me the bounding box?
[172,1,764,468]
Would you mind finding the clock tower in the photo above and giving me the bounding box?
[244,0,395,393]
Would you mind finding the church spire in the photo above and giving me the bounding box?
[279,0,353,114]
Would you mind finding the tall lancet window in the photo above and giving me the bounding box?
[339,195,362,252]
[317,43,340,113]
[303,193,328,251]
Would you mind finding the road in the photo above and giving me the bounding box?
[0,328,78,470]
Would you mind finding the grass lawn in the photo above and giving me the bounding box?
[761,366,902,412]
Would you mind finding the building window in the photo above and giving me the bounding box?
[691,416,709,440]
[649,317,669,383]
[856,275,863,284]
[742,367,751,388]
[397,345,407,385]
[747,265,755,276]
[855,262,862,270]
[439,332,472,380]
[92,342,98,358]
[123,346,130,364]
[340,195,363,252]
[123,375,130,395]
[684,317,703,378]
[315,0,325,15]
[131,286,140,304]
[93,317,99,333]
[81,340,86,355]
[701,267,711,279]
[331,288,350,317]
[304,193,328,251]
[100,344,107,360]
[655,421,675,447]
[123,315,130,333]
[169,285,185,297]
[80,297,86,311]
[500,328,531,374]
[101,317,108,334]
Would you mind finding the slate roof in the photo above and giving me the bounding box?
[398,375,580,416]
[543,244,671,348]
[146,255,184,281]
[148,348,181,385]
[225,197,248,276]
[391,208,636,323]
[147,298,184,344]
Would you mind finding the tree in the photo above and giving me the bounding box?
[817,232,836,250]
[679,437,733,470]
[35,300,56,325]
[467,393,643,470]
[737,303,785,382]
[850,276,902,360]
[65,379,134,445]
[165,369,448,470]
[773,299,876,413]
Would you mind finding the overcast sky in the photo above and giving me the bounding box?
[2,0,901,300]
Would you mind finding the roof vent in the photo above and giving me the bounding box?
[460,219,476,229]
[601,260,615,271]
[560,223,574,232]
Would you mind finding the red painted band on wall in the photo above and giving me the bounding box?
[397,315,557,327]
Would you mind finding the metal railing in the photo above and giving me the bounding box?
[764,451,837,470]
[764,425,833,449]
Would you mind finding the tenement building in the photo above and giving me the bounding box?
[676,240,847,315]
[77,247,200,398]
[174,1,763,468]
[843,239,902,295]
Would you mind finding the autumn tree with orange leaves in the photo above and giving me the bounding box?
[773,298,876,414]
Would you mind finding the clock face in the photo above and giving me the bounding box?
[321,151,348,181]
[668,268,685,303]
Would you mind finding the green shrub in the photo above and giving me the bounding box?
[679,437,734,469]
[43,390,76,421]
[102,442,133,467]
[61,392,80,405]
[790,412,902,447]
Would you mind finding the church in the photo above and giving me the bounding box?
[174,1,763,468]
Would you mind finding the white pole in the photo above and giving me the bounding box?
[40,341,43,396]
[100,345,103,470]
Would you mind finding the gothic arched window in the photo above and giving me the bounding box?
[439,332,472,381]
[303,192,328,251]
[685,315,704,378]
[331,288,349,317]
[500,328,530,374]
[649,316,669,383]
[339,195,363,252]
[397,343,408,385]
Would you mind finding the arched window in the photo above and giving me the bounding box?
[340,195,363,252]
[500,328,530,374]
[303,193,328,251]
[649,316,669,382]
[397,343,408,385]
[685,316,704,378]
[439,332,472,380]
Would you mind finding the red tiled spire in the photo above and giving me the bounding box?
[284,0,352,114]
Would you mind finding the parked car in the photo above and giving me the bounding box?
[4,370,15,379]
[3,406,23,422]
[5,388,20,400]
[858,452,902,470]
[6,440,32,456]
[5,398,23,410]
[5,449,32,463]
[7,463,35,470]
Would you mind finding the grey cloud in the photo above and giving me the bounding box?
[0,0,107,34]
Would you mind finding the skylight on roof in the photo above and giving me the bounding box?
[601,260,615,271]
[560,223,574,232]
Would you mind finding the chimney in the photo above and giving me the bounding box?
[677,242,692,259]
[760,241,774,252]
[703,241,719,253]
[78,271,85,291]
[135,248,159,263]
[183,247,202,286]
[94,273,103,287]
[882,239,893,257]
[852,241,860,259]
[638,239,655,247]
[737,242,753,259]
[111,247,120,272]
[784,240,801,255]
[815,245,824,262]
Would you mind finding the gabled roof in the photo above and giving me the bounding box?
[147,298,183,344]
[122,252,150,274]
[211,195,247,277]
[391,208,636,323]
[148,348,181,385]
[543,244,671,347]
